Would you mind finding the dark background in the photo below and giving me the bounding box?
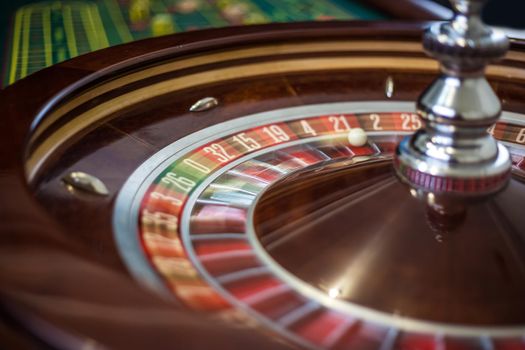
[435,0,525,28]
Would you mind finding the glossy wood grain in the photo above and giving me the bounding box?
[1,21,525,349]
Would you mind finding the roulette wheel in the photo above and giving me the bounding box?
[1,0,525,348]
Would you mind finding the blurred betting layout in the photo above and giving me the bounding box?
[2,0,386,86]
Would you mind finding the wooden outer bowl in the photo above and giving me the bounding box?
[1,21,525,349]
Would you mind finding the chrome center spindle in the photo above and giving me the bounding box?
[394,0,511,195]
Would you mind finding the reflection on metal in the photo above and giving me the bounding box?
[384,76,394,98]
[62,171,109,196]
[394,0,511,196]
[190,97,219,112]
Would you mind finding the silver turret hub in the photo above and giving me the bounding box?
[394,0,511,195]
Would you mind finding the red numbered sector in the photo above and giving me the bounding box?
[142,186,186,215]
[227,131,265,154]
[199,140,241,165]
[489,122,506,139]
[142,232,184,257]
[140,209,179,237]
[359,113,392,131]
[252,123,298,146]
[150,256,198,283]
[289,118,326,137]
[393,113,423,131]
[516,127,525,144]
[491,123,525,145]
[321,114,358,133]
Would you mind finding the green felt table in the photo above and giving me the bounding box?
[1,0,387,87]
